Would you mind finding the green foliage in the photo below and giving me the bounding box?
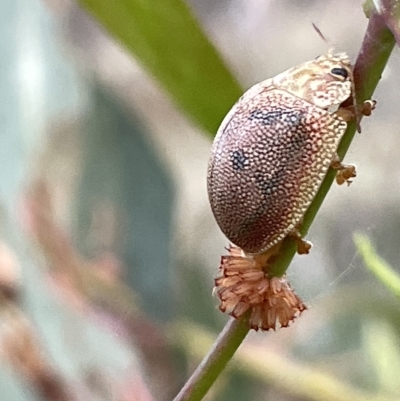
[354,233,400,299]
[78,0,243,135]
[355,233,400,396]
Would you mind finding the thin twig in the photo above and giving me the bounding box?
[172,316,249,401]
[173,8,395,401]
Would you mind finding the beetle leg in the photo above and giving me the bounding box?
[360,99,376,117]
[337,99,376,132]
[288,230,312,255]
[331,153,356,186]
[336,107,355,122]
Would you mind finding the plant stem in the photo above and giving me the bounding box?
[172,316,250,401]
[174,9,395,401]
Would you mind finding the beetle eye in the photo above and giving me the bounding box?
[330,67,348,79]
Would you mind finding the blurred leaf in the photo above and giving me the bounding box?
[362,319,400,396]
[75,85,175,321]
[77,0,243,135]
[354,233,400,298]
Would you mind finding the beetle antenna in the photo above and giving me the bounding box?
[312,23,334,54]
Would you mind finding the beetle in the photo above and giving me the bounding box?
[208,53,359,255]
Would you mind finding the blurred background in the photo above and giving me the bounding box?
[1,0,400,400]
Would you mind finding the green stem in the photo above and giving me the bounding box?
[174,9,395,401]
[172,316,250,401]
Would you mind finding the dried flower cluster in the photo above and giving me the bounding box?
[214,245,306,331]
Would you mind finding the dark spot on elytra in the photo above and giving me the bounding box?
[231,149,248,171]
[248,108,305,127]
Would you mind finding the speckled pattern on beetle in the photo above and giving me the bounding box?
[208,53,357,255]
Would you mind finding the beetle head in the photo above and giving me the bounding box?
[272,53,354,111]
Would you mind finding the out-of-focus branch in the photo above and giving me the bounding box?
[0,244,75,401]
[23,179,178,400]
[24,180,139,317]
[0,304,75,401]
